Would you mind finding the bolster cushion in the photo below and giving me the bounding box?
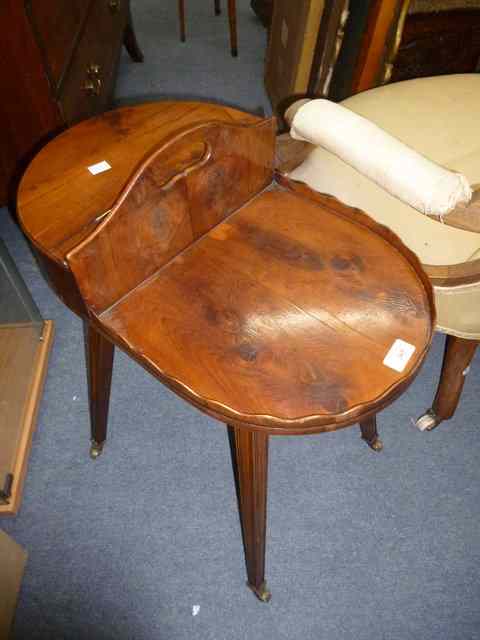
[289,98,471,217]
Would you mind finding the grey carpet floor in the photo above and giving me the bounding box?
[1,1,480,638]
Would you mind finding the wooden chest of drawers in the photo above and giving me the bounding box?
[0,0,143,206]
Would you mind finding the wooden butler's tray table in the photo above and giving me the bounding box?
[18,102,435,601]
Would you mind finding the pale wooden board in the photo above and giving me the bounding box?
[0,529,27,637]
[0,320,54,515]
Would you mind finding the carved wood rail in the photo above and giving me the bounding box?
[67,118,276,315]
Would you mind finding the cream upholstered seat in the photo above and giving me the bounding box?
[283,74,480,430]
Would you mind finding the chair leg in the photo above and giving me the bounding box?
[84,321,115,459]
[227,0,238,57]
[416,335,479,431]
[228,425,271,602]
[214,0,221,15]
[178,0,186,42]
[123,4,144,62]
[359,415,383,452]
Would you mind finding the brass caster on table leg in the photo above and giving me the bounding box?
[248,581,272,603]
[415,409,440,432]
[364,437,383,452]
[90,440,105,459]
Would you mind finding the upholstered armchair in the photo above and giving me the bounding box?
[279,74,480,430]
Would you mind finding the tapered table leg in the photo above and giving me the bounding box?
[83,321,115,459]
[123,5,145,61]
[214,0,221,15]
[359,415,383,452]
[416,335,479,431]
[228,425,271,602]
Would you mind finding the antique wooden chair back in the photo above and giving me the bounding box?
[66,117,275,316]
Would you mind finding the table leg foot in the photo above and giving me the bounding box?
[84,321,114,458]
[359,416,383,452]
[415,409,440,432]
[90,440,105,459]
[228,425,269,602]
[248,581,272,603]
[367,438,383,452]
[416,336,478,432]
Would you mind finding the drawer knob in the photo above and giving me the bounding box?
[108,0,121,13]
[87,64,102,79]
[84,78,102,97]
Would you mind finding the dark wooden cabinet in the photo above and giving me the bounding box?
[325,0,480,100]
[0,0,143,206]
[390,8,480,83]
[250,0,274,27]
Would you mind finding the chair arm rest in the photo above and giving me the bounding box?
[425,259,480,288]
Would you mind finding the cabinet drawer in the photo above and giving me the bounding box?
[59,0,127,125]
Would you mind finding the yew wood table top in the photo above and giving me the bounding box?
[16,101,436,434]
[59,101,435,435]
[16,101,436,600]
[90,185,434,433]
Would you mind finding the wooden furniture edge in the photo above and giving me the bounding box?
[276,173,436,323]
[68,170,434,434]
[19,112,275,269]
[78,116,275,253]
[351,0,406,93]
[275,144,480,288]
[0,320,54,516]
[424,261,480,287]
[84,313,431,435]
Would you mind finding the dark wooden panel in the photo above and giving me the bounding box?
[59,0,127,124]
[0,0,141,207]
[392,9,480,82]
[0,0,62,204]
[31,248,87,316]
[348,0,402,96]
[27,0,92,92]
[250,0,273,27]
[66,118,275,313]
[185,120,275,237]
[18,103,263,263]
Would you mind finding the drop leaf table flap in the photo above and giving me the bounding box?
[66,120,435,433]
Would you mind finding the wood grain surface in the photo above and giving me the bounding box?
[391,9,480,83]
[66,117,275,313]
[18,102,263,266]
[66,123,434,434]
[18,105,436,598]
[1,0,140,206]
[275,137,480,289]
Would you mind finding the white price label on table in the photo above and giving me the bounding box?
[383,339,416,373]
[88,160,112,175]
